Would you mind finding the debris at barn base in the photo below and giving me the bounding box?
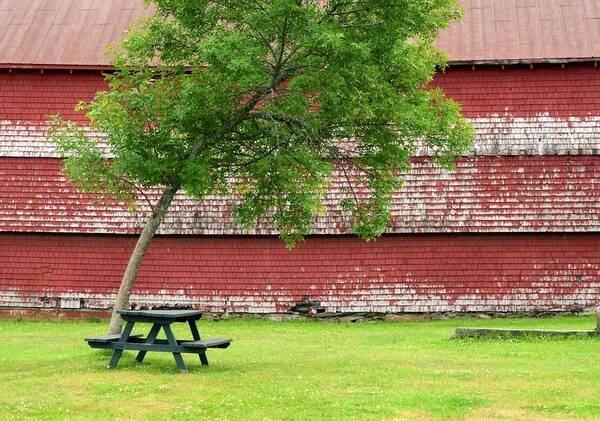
[289,295,326,315]
[451,328,599,339]
[1,306,597,325]
[0,308,111,321]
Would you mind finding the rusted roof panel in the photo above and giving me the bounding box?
[0,0,150,67]
[0,0,599,67]
[437,0,600,63]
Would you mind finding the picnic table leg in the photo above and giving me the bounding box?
[188,320,201,340]
[136,323,161,363]
[163,324,187,373]
[188,320,209,366]
[108,320,135,369]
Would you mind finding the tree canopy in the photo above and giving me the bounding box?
[52,0,473,245]
[51,0,474,333]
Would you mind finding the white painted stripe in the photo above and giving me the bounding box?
[1,113,600,158]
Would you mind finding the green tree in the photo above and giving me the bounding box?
[50,0,474,334]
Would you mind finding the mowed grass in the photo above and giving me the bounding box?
[1,316,600,420]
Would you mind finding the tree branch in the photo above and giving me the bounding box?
[117,176,156,213]
[184,67,300,167]
[248,111,311,130]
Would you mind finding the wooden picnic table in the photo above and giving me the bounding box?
[85,310,231,373]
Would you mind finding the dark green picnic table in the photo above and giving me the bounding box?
[85,310,231,373]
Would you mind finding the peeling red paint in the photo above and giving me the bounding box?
[0,233,598,313]
[1,156,599,235]
[1,65,600,314]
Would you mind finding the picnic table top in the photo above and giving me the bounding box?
[117,309,204,322]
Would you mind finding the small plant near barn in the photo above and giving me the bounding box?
[49,0,473,334]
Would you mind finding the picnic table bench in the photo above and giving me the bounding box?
[85,310,231,373]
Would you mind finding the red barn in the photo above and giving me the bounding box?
[1,0,600,315]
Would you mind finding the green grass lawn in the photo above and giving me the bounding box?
[1,315,600,420]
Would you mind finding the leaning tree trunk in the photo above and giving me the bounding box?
[108,184,179,334]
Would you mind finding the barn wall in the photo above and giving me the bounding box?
[1,64,599,314]
[1,232,598,313]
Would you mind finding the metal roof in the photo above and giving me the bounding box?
[437,0,600,63]
[0,0,598,67]
[0,0,150,68]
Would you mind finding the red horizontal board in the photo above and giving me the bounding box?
[431,63,600,118]
[1,232,598,313]
[0,70,107,124]
[1,65,599,127]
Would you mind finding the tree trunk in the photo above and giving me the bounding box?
[107,184,179,334]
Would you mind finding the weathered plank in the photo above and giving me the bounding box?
[451,328,599,339]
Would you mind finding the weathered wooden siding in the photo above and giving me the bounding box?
[2,156,600,235]
[1,64,599,313]
[2,64,600,158]
[1,233,598,313]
